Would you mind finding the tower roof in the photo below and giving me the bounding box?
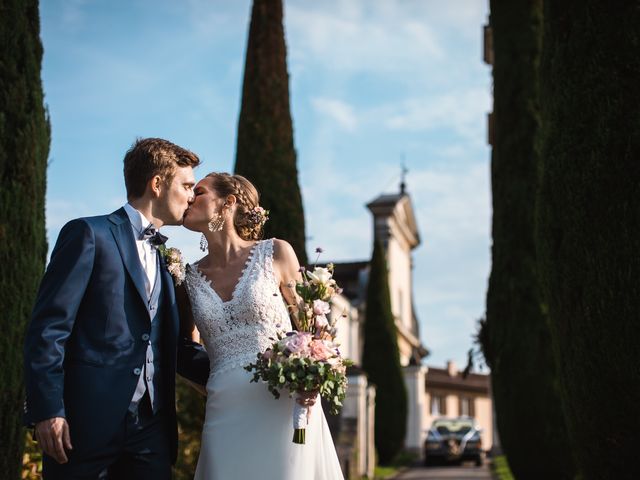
[366,192,421,249]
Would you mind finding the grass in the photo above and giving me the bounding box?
[366,451,417,479]
[491,455,515,480]
[372,465,400,479]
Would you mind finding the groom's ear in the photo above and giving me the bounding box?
[150,175,163,198]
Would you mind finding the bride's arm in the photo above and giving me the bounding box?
[272,239,305,331]
[175,283,208,394]
[273,239,318,407]
[176,283,198,341]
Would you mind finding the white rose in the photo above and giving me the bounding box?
[307,267,332,286]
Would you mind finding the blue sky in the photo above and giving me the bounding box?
[40,0,492,369]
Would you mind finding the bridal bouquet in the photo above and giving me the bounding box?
[245,252,352,444]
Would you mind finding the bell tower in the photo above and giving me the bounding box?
[366,172,426,365]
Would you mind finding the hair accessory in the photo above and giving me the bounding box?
[247,206,269,228]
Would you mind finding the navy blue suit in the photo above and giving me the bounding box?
[24,207,209,478]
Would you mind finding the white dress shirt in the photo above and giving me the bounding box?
[123,203,157,297]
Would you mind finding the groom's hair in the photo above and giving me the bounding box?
[124,137,201,200]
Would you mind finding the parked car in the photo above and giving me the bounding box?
[423,416,485,467]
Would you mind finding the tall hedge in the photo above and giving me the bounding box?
[482,1,576,478]
[0,0,50,476]
[234,0,307,265]
[173,378,206,480]
[362,240,407,465]
[537,1,640,478]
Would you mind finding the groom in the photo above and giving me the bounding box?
[24,138,210,479]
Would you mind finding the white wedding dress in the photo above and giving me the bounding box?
[184,238,344,480]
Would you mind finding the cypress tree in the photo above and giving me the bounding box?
[234,0,307,265]
[0,0,50,476]
[483,1,576,478]
[362,240,407,465]
[537,1,640,478]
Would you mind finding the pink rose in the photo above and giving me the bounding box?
[309,339,334,361]
[313,300,331,315]
[279,332,312,355]
[262,349,274,360]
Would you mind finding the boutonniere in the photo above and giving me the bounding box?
[157,245,186,286]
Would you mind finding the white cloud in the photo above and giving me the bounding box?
[408,159,491,364]
[420,300,484,367]
[411,161,491,243]
[182,0,251,42]
[60,0,90,29]
[286,0,444,77]
[383,87,492,143]
[311,97,358,131]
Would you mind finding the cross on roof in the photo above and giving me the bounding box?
[400,157,408,194]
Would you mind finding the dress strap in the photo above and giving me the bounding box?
[259,238,278,287]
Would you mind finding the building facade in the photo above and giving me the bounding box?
[424,361,494,451]
[333,182,494,468]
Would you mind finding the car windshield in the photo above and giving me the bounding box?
[433,420,474,436]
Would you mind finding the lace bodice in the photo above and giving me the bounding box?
[184,238,292,378]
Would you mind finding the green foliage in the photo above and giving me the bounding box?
[173,377,206,480]
[389,450,417,467]
[492,455,515,480]
[22,430,43,479]
[537,1,640,478]
[372,466,399,480]
[362,240,407,465]
[245,339,352,416]
[234,0,307,265]
[0,0,50,477]
[482,1,576,478]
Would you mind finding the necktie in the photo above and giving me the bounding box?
[140,224,168,247]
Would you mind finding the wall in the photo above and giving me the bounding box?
[331,293,360,364]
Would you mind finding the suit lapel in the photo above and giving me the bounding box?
[109,208,148,307]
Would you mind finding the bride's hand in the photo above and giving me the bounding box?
[296,390,318,407]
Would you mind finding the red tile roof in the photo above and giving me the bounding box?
[426,367,491,395]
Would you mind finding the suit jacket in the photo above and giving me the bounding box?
[23,207,209,462]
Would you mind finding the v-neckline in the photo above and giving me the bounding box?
[195,241,260,304]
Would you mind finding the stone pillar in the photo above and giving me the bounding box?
[344,372,367,477]
[403,364,427,457]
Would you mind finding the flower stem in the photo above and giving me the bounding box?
[293,428,306,444]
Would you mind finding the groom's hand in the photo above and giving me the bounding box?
[35,417,73,464]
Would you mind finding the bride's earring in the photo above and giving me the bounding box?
[208,209,226,232]
[200,233,208,252]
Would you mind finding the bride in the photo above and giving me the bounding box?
[180,172,344,480]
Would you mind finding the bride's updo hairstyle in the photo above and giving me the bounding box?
[206,172,267,241]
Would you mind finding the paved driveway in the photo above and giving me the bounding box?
[394,462,492,480]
